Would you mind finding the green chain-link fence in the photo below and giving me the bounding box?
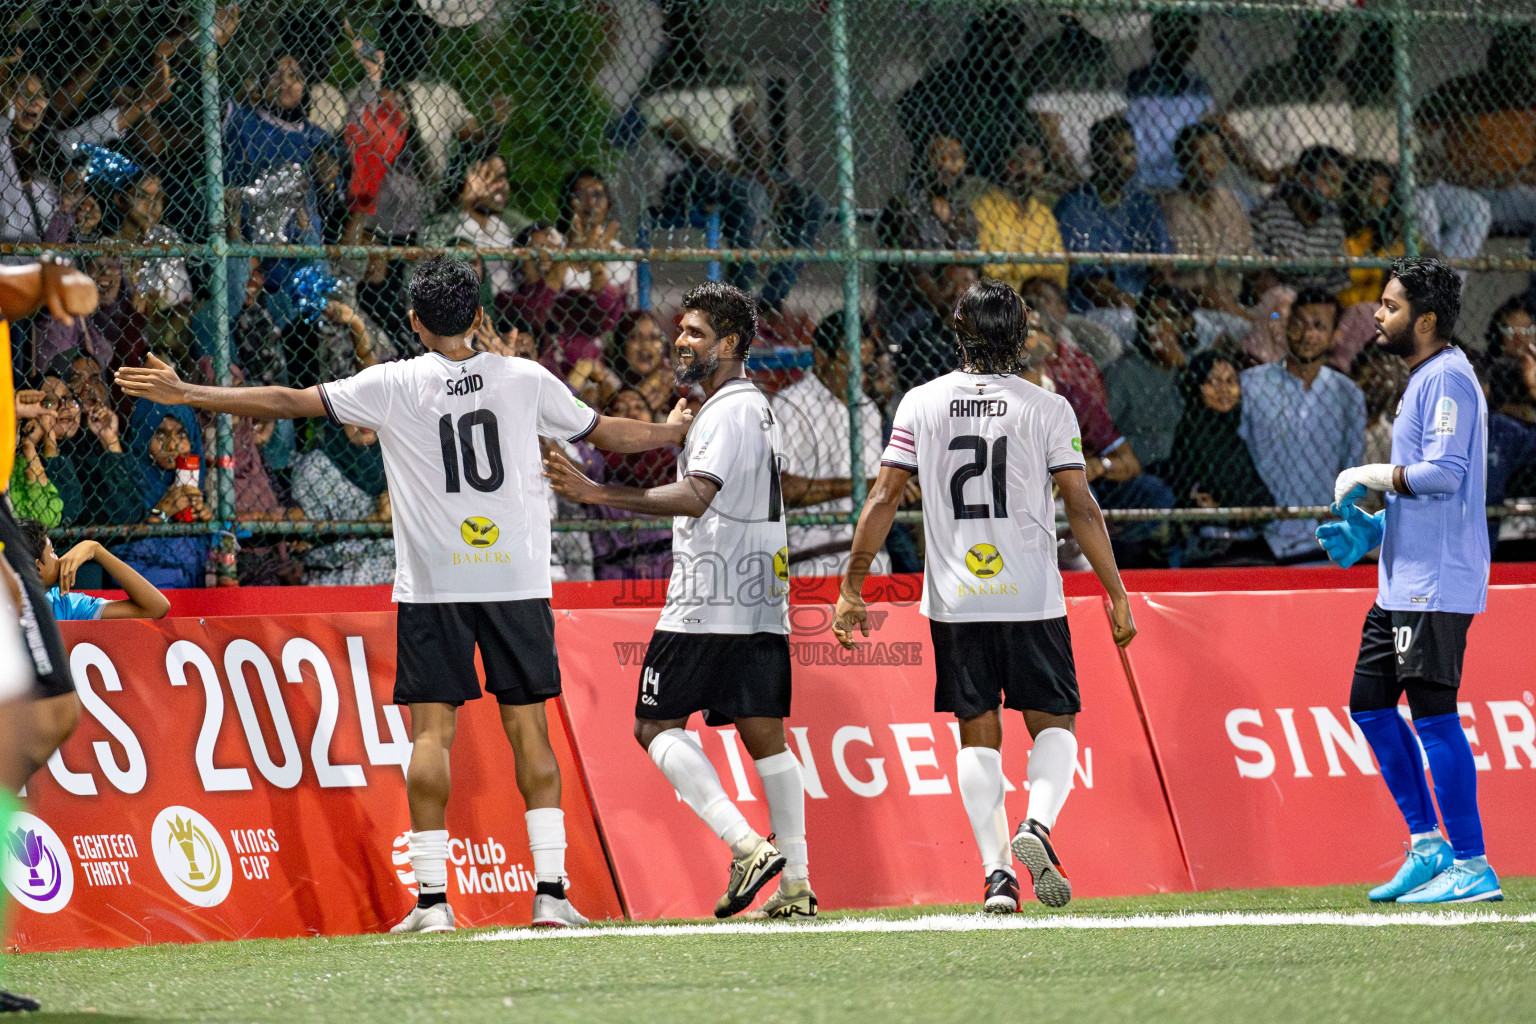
[10,0,1536,585]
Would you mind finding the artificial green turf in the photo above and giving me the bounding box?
[10,879,1535,1024]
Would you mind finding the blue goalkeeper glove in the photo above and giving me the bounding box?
[1315,501,1385,568]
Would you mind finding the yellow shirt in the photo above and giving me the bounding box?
[973,187,1068,291]
[1338,229,1403,308]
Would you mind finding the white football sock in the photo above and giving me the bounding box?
[408,829,449,895]
[957,746,1012,876]
[1025,728,1077,830]
[525,808,567,884]
[649,728,757,857]
[755,749,808,882]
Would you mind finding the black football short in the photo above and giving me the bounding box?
[0,502,71,700]
[931,616,1080,719]
[1352,602,1472,689]
[637,630,792,726]
[394,599,561,707]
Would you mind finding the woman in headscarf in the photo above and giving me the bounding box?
[585,388,677,580]
[291,420,395,586]
[111,400,213,589]
[1164,350,1276,567]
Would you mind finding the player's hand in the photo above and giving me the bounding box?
[40,252,98,326]
[115,353,188,405]
[832,587,868,650]
[1333,464,1395,506]
[55,540,102,594]
[1109,595,1136,648]
[14,388,44,419]
[542,448,601,504]
[666,398,693,431]
[1316,502,1384,569]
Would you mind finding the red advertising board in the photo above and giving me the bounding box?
[553,598,1192,920]
[5,614,622,952]
[1122,586,1536,890]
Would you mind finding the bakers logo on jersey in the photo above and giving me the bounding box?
[461,516,499,547]
[965,543,1003,579]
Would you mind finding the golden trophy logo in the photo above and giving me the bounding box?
[167,816,220,891]
[461,516,499,547]
[152,806,233,907]
[965,543,1004,579]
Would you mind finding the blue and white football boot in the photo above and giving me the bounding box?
[1396,857,1503,904]
[1368,835,1452,902]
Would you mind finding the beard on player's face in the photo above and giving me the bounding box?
[1376,317,1416,357]
[674,343,719,386]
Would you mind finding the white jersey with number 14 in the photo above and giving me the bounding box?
[882,371,1085,623]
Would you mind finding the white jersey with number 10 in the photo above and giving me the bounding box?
[881,371,1085,623]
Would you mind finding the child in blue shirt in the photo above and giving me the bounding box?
[15,519,171,622]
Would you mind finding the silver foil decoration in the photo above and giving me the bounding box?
[242,162,310,245]
[131,224,193,310]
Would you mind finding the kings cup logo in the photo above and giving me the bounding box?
[1,812,73,913]
[151,806,232,907]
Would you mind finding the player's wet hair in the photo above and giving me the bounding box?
[681,281,758,359]
[14,517,48,562]
[409,254,481,338]
[1389,256,1461,341]
[952,277,1028,375]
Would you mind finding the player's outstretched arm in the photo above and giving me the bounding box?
[543,448,719,517]
[116,354,326,421]
[584,399,693,453]
[1056,467,1136,648]
[833,464,910,650]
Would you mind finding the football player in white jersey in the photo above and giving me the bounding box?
[117,256,691,933]
[544,282,813,920]
[833,278,1136,911]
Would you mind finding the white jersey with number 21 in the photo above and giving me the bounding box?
[319,351,598,604]
[881,371,1085,623]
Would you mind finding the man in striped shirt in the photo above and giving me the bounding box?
[1251,145,1349,295]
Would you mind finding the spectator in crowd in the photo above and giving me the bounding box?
[1124,11,1212,192]
[1334,24,1491,267]
[1239,288,1366,561]
[58,351,142,527]
[1164,350,1275,565]
[223,47,342,252]
[1484,294,1536,362]
[896,9,1033,184]
[0,65,61,244]
[1418,25,1536,236]
[82,254,146,385]
[773,312,889,576]
[1165,350,1274,509]
[1161,123,1255,330]
[292,421,395,587]
[885,261,977,392]
[1104,285,1198,476]
[973,128,1068,294]
[494,222,567,337]
[10,376,75,527]
[647,75,826,313]
[110,168,193,316]
[15,517,169,621]
[1230,13,1347,110]
[1334,160,1410,370]
[613,308,668,388]
[113,401,213,589]
[423,150,526,298]
[583,389,675,580]
[1251,145,1349,299]
[876,133,981,349]
[1021,15,1120,194]
[557,168,636,300]
[1486,351,1536,551]
[1055,115,1172,333]
[1020,275,1122,369]
[540,290,622,409]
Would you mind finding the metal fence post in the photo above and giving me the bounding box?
[829,0,865,516]
[199,0,234,584]
[1392,1,1418,257]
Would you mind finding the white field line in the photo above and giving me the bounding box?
[468,910,1536,942]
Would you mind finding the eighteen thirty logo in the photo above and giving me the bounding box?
[151,806,232,907]
[1,812,73,913]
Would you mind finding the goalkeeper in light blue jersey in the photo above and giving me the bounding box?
[1316,257,1499,905]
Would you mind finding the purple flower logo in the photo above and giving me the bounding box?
[7,827,60,900]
